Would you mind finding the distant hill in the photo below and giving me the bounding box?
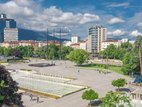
[18,28,68,41]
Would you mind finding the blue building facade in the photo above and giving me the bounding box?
[0,13,16,42]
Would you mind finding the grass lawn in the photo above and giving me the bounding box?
[80,64,123,74]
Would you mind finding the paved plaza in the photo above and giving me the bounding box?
[5,59,139,107]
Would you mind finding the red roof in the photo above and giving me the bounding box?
[102,40,118,42]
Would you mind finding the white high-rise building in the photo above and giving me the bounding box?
[71,36,80,43]
[87,26,107,53]
[4,28,18,42]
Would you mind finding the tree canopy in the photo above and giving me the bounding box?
[99,42,133,60]
[101,91,132,107]
[0,66,23,106]
[134,35,142,75]
[112,78,127,91]
[67,49,89,65]
[82,89,98,106]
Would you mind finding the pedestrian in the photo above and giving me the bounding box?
[30,94,33,101]
[99,70,101,73]
[78,70,80,73]
[37,97,39,103]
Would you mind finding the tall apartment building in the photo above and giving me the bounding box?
[0,13,17,42]
[87,26,107,53]
[4,28,18,42]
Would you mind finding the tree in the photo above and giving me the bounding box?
[47,44,59,60]
[122,52,139,75]
[101,91,132,107]
[11,48,23,59]
[134,35,142,75]
[67,49,89,65]
[112,78,127,91]
[82,89,98,107]
[61,46,73,60]
[3,47,12,57]
[0,80,6,104]
[0,66,23,106]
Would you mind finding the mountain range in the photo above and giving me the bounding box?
[18,28,69,42]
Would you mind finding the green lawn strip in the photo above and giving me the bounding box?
[79,64,123,74]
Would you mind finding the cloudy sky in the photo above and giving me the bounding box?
[0,0,142,39]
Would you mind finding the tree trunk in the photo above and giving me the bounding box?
[139,48,142,75]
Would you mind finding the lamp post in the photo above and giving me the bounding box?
[59,28,62,60]
[53,27,71,60]
[46,28,49,60]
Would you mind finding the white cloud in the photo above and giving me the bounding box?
[79,13,99,24]
[130,30,142,36]
[108,18,125,24]
[108,2,129,8]
[0,0,99,31]
[107,29,125,36]
[137,22,142,27]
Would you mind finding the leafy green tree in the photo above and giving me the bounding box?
[100,42,133,60]
[3,47,12,57]
[112,78,127,91]
[121,52,139,75]
[121,42,133,51]
[0,80,6,104]
[134,35,142,75]
[16,46,34,57]
[0,46,4,55]
[0,66,23,106]
[82,89,98,107]
[48,44,59,60]
[11,48,23,59]
[61,46,73,60]
[100,44,118,59]
[101,91,132,107]
[67,49,89,65]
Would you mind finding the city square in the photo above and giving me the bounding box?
[5,58,138,107]
[0,0,142,107]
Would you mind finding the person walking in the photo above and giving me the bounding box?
[30,94,33,101]
[37,96,39,103]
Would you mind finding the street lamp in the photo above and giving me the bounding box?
[46,28,49,60]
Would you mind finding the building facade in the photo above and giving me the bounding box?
[87,26,107,53]
[71,36,80,43]
[80,41,87,51]
[0,13,17,42]
[101,40,121,51]
[4,28,18,42]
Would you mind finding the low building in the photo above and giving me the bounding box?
[64,41,72,47]
[101,40,121,51]
[129,40,135,44]
[70,43,80,49]
[121,38,128,43]
[0,40,60,48]
[80,41,87,51]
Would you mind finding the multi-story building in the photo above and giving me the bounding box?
[71,36,80,43]
[0,13,17,42]
[101,40,121,51]
[87,25,107,53]
[101,38,131,51]
[121,38,128,43]
[80,41,87,51]
[4,28,18,42]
